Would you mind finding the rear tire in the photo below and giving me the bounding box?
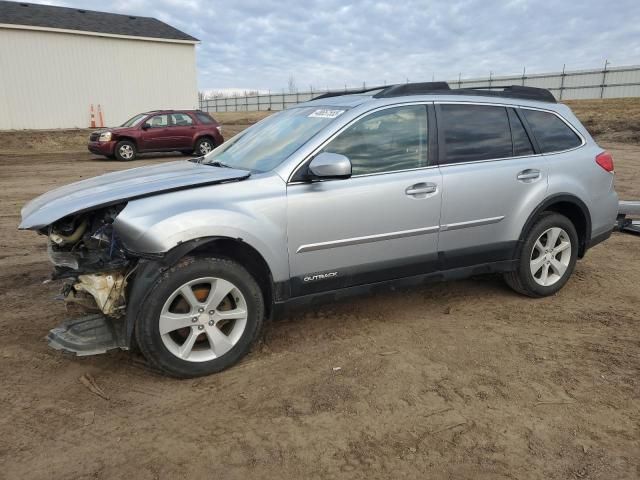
[504,212,578,297]
[114,140,137,161]
[134,256,264,378]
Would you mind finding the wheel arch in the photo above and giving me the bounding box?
[115,136,138,148]
[124,236,277,348]
[194,134,217,147]
[519,194,591,258]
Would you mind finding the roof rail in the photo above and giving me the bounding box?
[453,85,557,103]
[312,82,556,103]
[373,82,556,103]
[312,86,386,100]
[373,82,451,98]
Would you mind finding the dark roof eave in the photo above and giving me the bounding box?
[0,1,198,42]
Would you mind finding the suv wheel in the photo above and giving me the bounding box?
[135,256,264,378]
[114,140,137,161]
[194,137,214,156]
[504,213,578,297]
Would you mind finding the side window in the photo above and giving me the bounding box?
[440,104,512,164]
[508,109,535,156]
[522,109,582,153]
[321,105,428,176]
[147,114,169,128]
[196,112,215,124]
[171,113,194,126]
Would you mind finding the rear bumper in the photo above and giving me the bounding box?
[88,141,116,155]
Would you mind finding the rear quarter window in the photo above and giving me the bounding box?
[196,112,216,124]
[522,109,582,153]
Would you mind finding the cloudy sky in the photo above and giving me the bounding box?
[32,0,640,93]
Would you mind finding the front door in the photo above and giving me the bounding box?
[286,104,442,297]
[140,114,171,150]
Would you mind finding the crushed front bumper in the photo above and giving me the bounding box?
[47,314,127,356]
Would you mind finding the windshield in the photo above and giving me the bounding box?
[202,107,347,172]
[121,113,147,127]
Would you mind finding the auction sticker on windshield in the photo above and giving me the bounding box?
[308,109,345,119]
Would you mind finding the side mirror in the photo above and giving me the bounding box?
[308,152,352,180]
[141,123,151,130]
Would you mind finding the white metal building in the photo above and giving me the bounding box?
[0,1,199,130]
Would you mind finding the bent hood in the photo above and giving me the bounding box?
[19,160,250,230]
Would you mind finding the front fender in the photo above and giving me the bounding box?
[113,173,289,282]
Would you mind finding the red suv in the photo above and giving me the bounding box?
[88,110,224,161]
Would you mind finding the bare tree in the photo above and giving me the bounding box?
[287,75,298,94]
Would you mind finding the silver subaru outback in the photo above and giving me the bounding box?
[20,83,618,378]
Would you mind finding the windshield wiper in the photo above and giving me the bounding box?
[208,161,232,168]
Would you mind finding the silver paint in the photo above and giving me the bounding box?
[19,160,249,230]
[19,91,618,292]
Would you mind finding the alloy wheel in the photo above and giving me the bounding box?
[529,227,572,287]
[159,277,248,362]
[119,144,134,160]
[199,141,213,155]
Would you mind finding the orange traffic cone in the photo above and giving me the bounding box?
[97,104,105,128]
[90,104,96,128]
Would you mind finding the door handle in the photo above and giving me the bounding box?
[405,183,437,196]
[517,169,541,182]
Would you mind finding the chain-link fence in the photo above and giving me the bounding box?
[200,64,640,113]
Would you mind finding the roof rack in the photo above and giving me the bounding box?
[314,82,556,103]
[455,85,556,103]
[372,82,451,98]
[374,82,555,103]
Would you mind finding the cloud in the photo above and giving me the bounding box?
[29,0,640,91]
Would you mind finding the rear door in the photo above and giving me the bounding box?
[286,104,442,296]
[140,114,171,150]
[170,113,196,149]
[435,103,548,268]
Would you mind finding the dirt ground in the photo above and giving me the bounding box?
[0,104,639,479]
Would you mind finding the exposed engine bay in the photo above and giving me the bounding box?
[45,203,134,318]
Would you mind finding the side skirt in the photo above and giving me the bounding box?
[274,259,517,313]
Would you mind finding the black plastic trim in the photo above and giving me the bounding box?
[312,86,386,100]
[518,193,592,257]
[290,253,439,297]
[438,241,518,270]
[427,104,439,166]
[586,228,613,250]
[278,260,516,310]
[285,241,518,300]
[373,83,555,103]
[373,82,451,98]
[514,107,543,154]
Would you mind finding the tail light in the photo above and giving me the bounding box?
[596,151,614,172]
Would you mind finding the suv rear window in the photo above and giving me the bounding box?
[439,104,512,164]
[196,112,215,124]
[522,109,582,153]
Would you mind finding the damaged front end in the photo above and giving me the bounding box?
[44,204,134,355]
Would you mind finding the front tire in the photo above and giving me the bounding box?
[194,137,215,156]
[504,212,578,297]
[135,256,264,378]
[114,140,137,161]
